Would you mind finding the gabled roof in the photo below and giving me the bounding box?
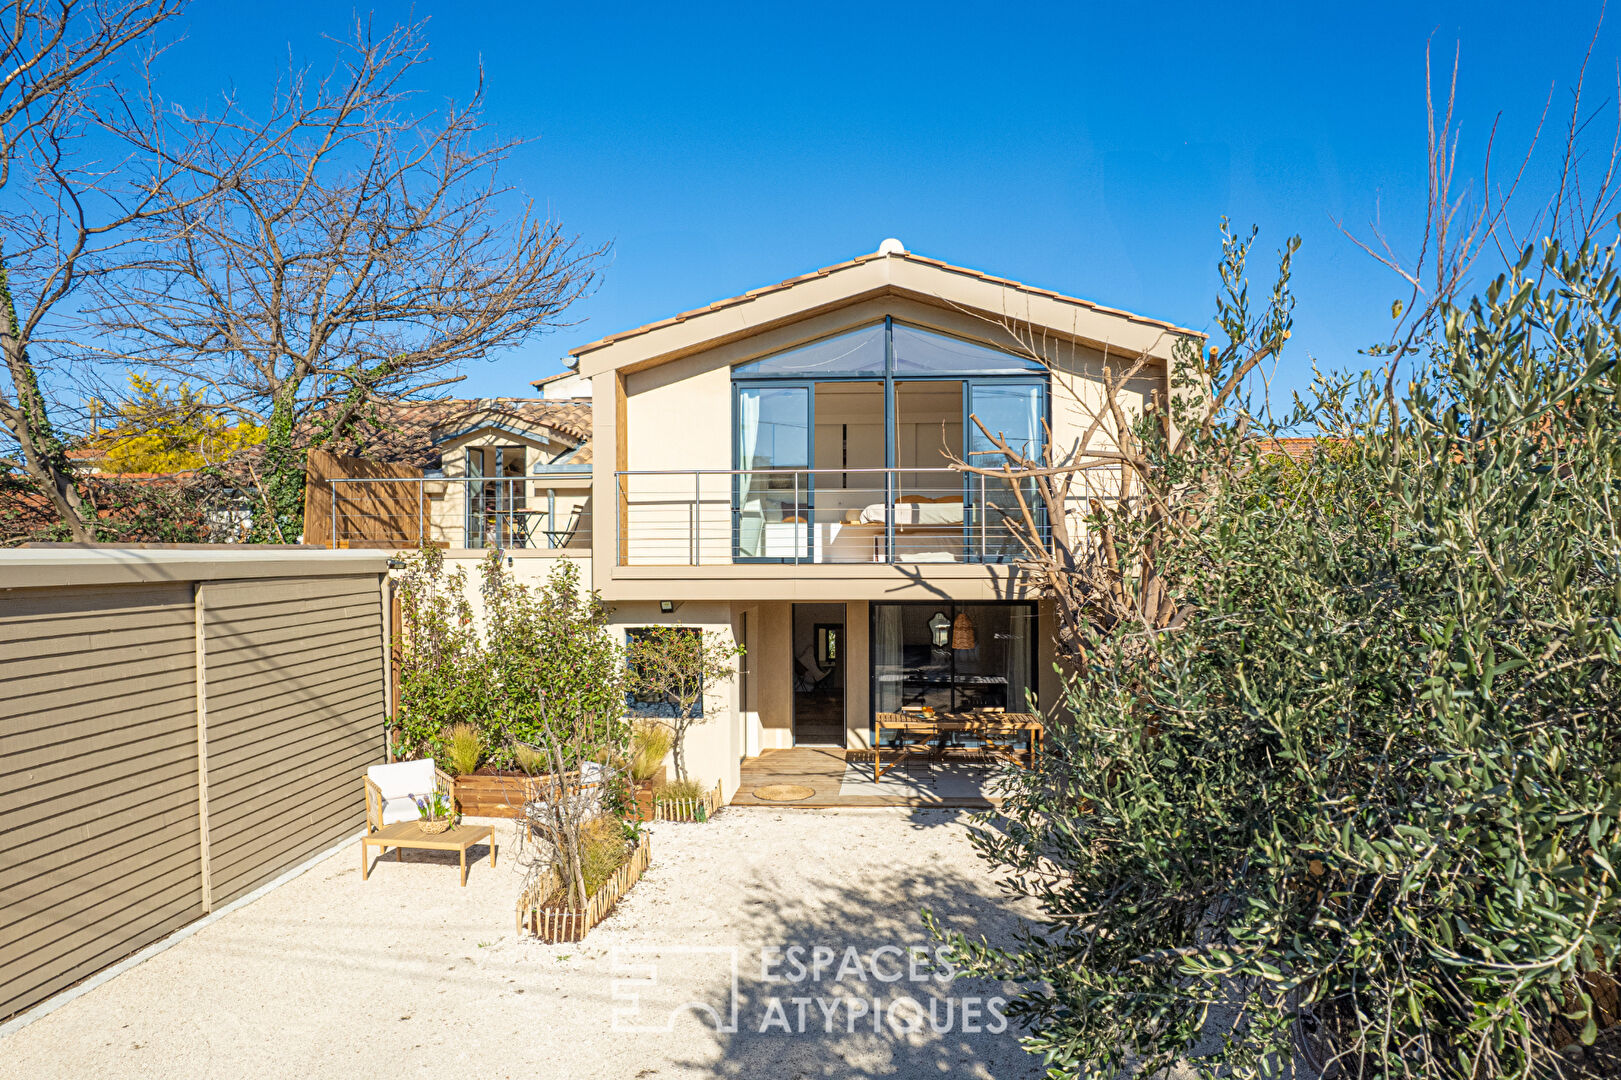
[571,245,1201,374]
[320,398,593,468]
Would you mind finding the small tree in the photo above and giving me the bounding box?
[623,624,743,782]
[481,558,626,912]
[89,374,265,473]
[392,546,486,758]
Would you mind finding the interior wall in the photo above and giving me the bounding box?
[790,602,846,693]
[895,381,962,498]
[813,382,884,517]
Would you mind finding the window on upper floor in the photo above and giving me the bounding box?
[731,320,1044,378]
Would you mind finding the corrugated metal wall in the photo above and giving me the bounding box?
[0,567,384,1022]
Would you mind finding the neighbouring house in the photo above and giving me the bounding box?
[329,241,1197,799]
[315,397,593,551]
[531,368,594,400]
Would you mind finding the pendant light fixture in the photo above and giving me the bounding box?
[951,611,977,650]
[928,611,950,648]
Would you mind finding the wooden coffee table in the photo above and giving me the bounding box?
[361,821,496,886]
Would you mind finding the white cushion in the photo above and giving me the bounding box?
[369,759,440,824]
[379,796,425,825]
[368,759,437,800]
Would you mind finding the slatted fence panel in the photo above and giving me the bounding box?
[0,583,202,1021]
[201,576,384,907]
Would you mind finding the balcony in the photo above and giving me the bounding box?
[318,475,592,552]
[614,467,1057,567]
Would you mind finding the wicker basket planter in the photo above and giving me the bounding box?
[653,781,724,823]
[417,817,451,835]
[517,832,652,942]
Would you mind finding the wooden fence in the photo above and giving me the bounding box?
[302,449,424,549]
[653,781,724,822]
[517,831,653,942]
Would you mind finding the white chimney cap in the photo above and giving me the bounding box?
[877,237,905,255]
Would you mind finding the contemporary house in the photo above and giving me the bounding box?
[332,241,1196,799]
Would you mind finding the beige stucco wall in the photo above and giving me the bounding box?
[612,600,746,801]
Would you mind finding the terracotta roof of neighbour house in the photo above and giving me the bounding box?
[1256,436,1348,463]
[569,247,1203,357]
[319,397,592,469]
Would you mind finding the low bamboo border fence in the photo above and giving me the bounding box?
[517,832,652,942]
[653,781,724,822]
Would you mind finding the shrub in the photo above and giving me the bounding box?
[655,778,706,801]
[630,721,673,783]
[512,743,547,776]
[577,816,632,899]
[442,722,483,776]
[939,237,1621,1078]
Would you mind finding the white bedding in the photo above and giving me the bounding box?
[858,500,964,526]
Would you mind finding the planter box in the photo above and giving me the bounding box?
[631,767,667,822]
[517,832,652,942]
[452,770,534,818]
[653,781,724,823]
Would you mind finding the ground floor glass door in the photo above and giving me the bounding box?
[869,602,1037,739]
[791,603,845,745]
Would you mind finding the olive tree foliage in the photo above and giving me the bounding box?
[935,51,1621,1080]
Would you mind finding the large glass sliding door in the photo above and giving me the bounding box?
[869,602,1038,736]
[732,320,1050,564]
[964,380,1046,562]
[734,383,811,561]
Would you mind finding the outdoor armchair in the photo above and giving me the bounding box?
[363,758,458,832]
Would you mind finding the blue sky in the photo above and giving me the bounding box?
[162,2,1617,405]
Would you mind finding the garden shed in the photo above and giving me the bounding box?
[0,546,392,1022]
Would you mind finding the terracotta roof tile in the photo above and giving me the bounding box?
[570,248,1198,357]
[315,397,592,470]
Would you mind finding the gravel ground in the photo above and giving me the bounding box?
[0,807,1042,1080]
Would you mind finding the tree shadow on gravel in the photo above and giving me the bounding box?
[648,851,1041,1080]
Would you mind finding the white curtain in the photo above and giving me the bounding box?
[872,604,903,716]
[737,390,763,556]
[1006,605,1034,714]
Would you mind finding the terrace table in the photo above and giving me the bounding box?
[871,712,1044,782]
[360,821,496,887]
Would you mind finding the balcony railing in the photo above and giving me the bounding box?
[322,475,592,552]
[614,467,1063,567]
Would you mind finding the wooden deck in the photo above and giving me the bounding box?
[730,747,996,809]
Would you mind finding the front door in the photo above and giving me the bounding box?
[792,603,845,745]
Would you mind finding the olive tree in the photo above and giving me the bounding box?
[622,623,743,782]
[935,53,1621,1079]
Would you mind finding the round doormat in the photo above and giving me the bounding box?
[753,783,816,802]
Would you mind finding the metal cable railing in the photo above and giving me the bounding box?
[324,475,592,551]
